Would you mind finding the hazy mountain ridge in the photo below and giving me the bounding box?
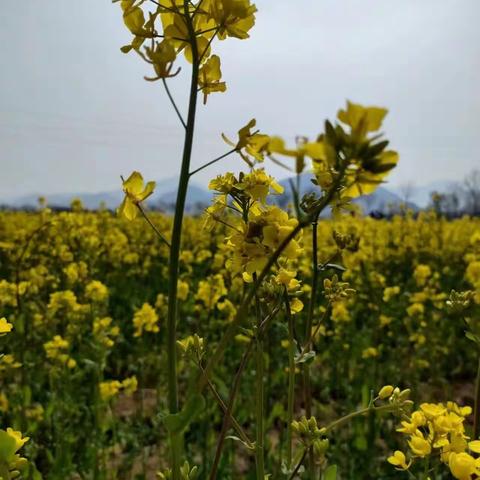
[2,174,466,215]
[275,174,418,214]
[3,178,213,213]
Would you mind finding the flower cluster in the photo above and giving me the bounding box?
[133,302,159,337]
[389,402,480,479]
[99,376,138,402]
[44,335,77,369]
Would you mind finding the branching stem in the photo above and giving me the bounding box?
[137,204,171,248]
[189,148,237,177]
[162,79,187,129]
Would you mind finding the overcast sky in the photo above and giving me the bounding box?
[0,0,479,199]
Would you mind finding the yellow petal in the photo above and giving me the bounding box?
[140,181,156,201]
[469,440,480,453]
[0,317,13,335]
[123,171,144,196]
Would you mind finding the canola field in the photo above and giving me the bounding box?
[1,207,479,479]
[2,1,480,479]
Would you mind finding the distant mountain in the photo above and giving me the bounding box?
[7,173,466,216]
[7,190,122,210]
[276,174,418,215]
[4,177,213,213]
[389,180,462,208]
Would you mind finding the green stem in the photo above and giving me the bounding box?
[474,353,480,439]
[304,218,319,479]
[165,3,200,478]
[284,291,295,468]
[162,78,186,129]
[323,404,398,433]
[137,203,171,248]
[208,301,283,480]
[198,364,253,447]
[288,449,307,480]
[254,287,265,479]
[209,341,255,480]
[189,148,237,177]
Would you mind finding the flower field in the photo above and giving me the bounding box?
[2,1,479,479]
[1,206,479,478]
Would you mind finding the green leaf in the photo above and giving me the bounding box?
[465,331,480,345]
[324,464,337,480]
[163,394,206,434]
[225,435,255,450]
[295,350,316,365]
[323,263,346,273]
[365,140,389,158]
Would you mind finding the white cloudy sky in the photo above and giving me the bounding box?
[0,0,479,198]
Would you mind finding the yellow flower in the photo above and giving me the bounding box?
[206,0,257,40]
[144,40,178,80]
[198,55,226,104]
[121,376,138,396]
[274,269,300,291]
[420,403,447,419]
[121,1,146,35]
[44,335,77,369]
[449,452,480,480]
[222,120,270,165]
[413,264,432,286]
[289,298,304,315]
[0,317,13,335]
[162,12,211,63]
[133,303,159,337]
[118,171,156,221]
[48,290,81,315]
[85,280,109,303]
[177,280,190,301]
[383,286,400,302]
[237,169,284,204]
[93,317,119,349]
[387,450,411,470]
[337,101,387,139]
[99,380,122,402]
[407,302,425,317]
[362,347,379,359]
[196,274,227,309]
[408,432,432,457]
[331,301,350,322]
[6,428,29,452]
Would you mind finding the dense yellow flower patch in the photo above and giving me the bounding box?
[0,204,479,477]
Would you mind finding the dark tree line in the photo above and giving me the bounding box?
[429,169,480,218]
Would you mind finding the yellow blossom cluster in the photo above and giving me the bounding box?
[389,402,480,479]
[99,376,138,402]
[44,335,77,369]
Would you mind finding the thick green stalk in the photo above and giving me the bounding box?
[284,291,295,468]
[254,289,265,479]
[303,218,319,478]
[166,4,199,477]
